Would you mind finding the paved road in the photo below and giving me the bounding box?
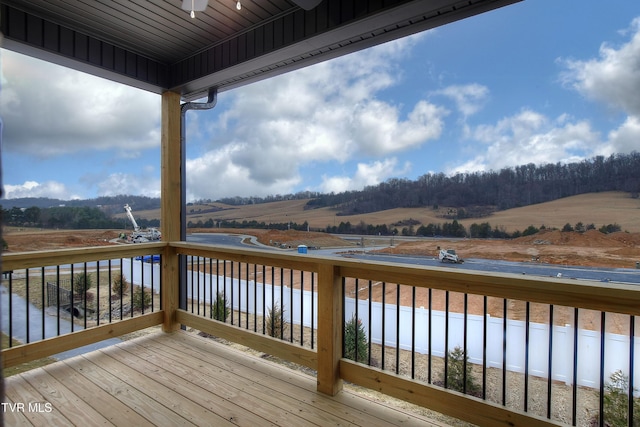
[188,233,640,285]
[345,253,640,285]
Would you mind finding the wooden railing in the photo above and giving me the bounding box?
[3,241,640,426]
[1,244,165,367]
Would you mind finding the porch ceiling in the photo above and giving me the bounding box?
[0,0,520,101]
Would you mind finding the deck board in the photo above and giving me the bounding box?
[4,330,445,426]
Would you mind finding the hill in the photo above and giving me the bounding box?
[306,153,640,215]
[128,191,640,233]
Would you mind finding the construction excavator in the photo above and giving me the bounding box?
[124,204,161,243]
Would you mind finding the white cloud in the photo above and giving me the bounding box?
[452,109,602,173]
[434,84,489,117]
[560,17,640,117]
[0,50,161,158]
[95,172,161,198]
[187,35,445,200]
[350,100,448,156]
[454,19,640,177]
[186,146,301,201]
[4,180,78,200]
[320,158,410,194]
[604,115,640,155]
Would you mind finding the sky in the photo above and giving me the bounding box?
[1,0,640,202]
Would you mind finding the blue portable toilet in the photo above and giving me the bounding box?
[297,245,308,254]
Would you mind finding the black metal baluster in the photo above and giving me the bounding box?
[25,268,31,342]
[289,269,293,343]
[245,263,250,329]
[396,284,400,374]
[483,295,487,399]
[195,256,204,316]
[130,258,135,318]
[108,260,112,323]
[300,270,304,346]
[9,274,13,345]
[209,258,217,319]
[190,256,195,314]
[120,260,124,321]
[367,280,372,365]
[262,265,267,334]
[70,264,74,331]
[150,256,154,312]
[139,259,145,316]
[40,267,45,339]
[8,274,13,345]
[83,263,89,326]
[428,288,432,384]
[524,301,530,411]
[599,311,606,427]
[572,307,579,426]
[96,261,100,325]
[547,304,554,419]
[216,259,220,318]
[444,291,449,389]
[629,315,635,427]
[382,282,386,370]
[503,298,507,406]
[56,266,61,335]
[311,272,315,350]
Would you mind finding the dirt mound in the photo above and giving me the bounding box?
[514,229,626,248]
[257,229,350,249]
[607,231,640,246]
[376,229,640,268]
[4,229,121,252]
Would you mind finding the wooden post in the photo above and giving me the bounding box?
[316,263,343,395]
[160,90,181,332]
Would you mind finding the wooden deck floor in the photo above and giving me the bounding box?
[4,331,446,426]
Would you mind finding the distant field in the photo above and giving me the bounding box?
[126,191,640,233]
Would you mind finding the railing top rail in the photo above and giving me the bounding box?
[2,242,166,271]
[170,241,324,272]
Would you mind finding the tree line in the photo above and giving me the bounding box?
[2,195,160,214]
[2,205,159,230]
[187,218,310,231]
[326,220,622,239]
[306,152,640,215]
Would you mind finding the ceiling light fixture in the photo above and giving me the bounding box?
[182,0,209,19]
[181,0,243,19]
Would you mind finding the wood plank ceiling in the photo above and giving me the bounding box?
[0,0,520,100]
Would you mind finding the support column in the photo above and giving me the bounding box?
[160,90,181,332]
[316,263,343,395]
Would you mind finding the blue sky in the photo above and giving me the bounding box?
[2,0,640,202]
